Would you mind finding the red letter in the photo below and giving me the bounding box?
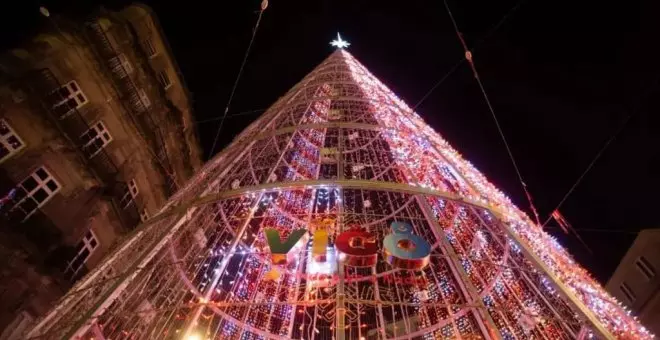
[336,229,378,267]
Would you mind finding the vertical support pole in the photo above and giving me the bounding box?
[287,245,307,339]
[337,126,344,181]
[415,196,501,340]
[286,83,328,338]
[336,260,347,340]
[372,267,388,339]
[335,126,346,340]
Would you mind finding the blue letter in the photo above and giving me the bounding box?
[383,221,430,270]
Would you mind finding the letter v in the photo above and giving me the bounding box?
[264,228,307,265]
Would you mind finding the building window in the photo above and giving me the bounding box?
[11,167,60,221]
[138,89,151,108]
[636,256,656,280]
[157,70,172,89]
[64,230,99,281]
[118,53,133,74]
[80,121,112,158]
[620,282,636,303]
[119,179,139,209]
[144,39,157,57]
[140,209,150,222]
[0,119,26,163]
[48,80,88,118]
[129,179,139,196]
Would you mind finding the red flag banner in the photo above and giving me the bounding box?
[551,210,571,234]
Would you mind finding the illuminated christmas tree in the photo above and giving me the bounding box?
[27,38,652,340]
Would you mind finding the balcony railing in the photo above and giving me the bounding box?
[84,19,177,197]
[19,68,141,231]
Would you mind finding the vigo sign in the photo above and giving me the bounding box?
[264,221,431,270]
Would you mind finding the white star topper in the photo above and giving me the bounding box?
[330,33,350,49]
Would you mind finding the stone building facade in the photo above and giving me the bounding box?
[606,229,660,336]
[0,4,202,336]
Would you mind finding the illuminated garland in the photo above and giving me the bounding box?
[342,50,652,339]
[36,49,654,340]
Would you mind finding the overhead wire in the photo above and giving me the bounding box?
[413,60,463,110]
[413,0,527,110]
[202,0,526,151]
[441,0,543,227]
[545,227,641,235]
[209,1,268,157]
[541,75,660,228]
[442,0,658,255]
[472,0,527,48]
[193,108,266,125]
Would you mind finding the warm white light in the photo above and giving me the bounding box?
[330,33,350,49]
[185,333,202,340]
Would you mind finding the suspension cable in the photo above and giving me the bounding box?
[442,0,542,226]
[414,0,527,110]
[542,76,660,227]
[209,1,268,157]
[194,108,266,125]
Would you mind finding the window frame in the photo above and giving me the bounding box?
[138,88,151,108]
[119,179,139,209]
[144,39,157,57]
[0,118,26,164]
[140,208,150,222]
[51,80,88,118]
[635,256,656,280]
[118,53,133,74]
[620,282,636,303]
[64,229,99,281]
[80,121,113,158]
[11,166,61,221]
[157,70,172,89]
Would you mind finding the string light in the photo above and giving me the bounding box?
[38,47,653,340]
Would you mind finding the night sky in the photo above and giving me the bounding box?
[3,0,659,283]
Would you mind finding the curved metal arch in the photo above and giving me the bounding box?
[298,110,328,125]
[370,162,401,181]
[139,179,502,236]
[246,143,260,184]
[294,128,326,149]
[272,134,313,181]
[341,130,383,154]
[285,95,403,118]
[341,196,417,230]
[268,196,313,227]
[478,245,511,299]
[304,63,369,79]
[273,154,313,182]
[254,122,385,142]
